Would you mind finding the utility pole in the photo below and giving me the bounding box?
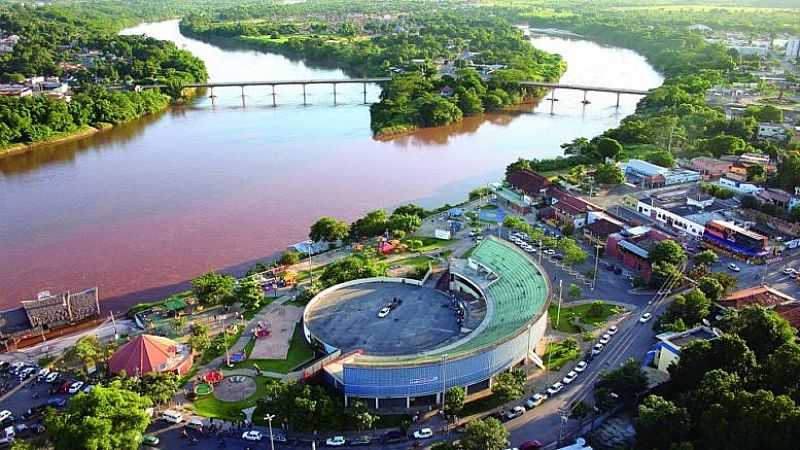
[555,280,564,328]
[591,244,601,291]
[557,407,569,444]
[265,414,276,450]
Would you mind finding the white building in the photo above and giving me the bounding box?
[653,327,720,373]
[719,177,762,195]
[786,38,800,62]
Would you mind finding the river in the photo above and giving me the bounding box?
[0,20,662,312]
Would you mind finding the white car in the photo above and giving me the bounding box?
[377,307,391,318]
[592,343,604,355]
[45,372,59,383]
[242,430,263,441]
[68,381,84,394]
[639,313,653,323]
[325,436,346,446]
[18,367,35,379]
[783,268,796,276]
[562,371,578,384]
[544,249,556,255]
[574,361,588,373]
[525,246,537,253]
[728,263,741,272]
[413,428,433,439]
[526,393,546,408]
[607,325,618,335]
[37,368,50,379]
[546,382,564,395]
[506,406,526,420]
[599,333,611,345]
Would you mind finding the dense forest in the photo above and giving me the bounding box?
[0,4,207,150]
[180,3,566,135]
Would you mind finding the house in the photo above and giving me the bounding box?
[717,285,796,310]
[605,226,670,279]
[719,177,762,195]
[583,213,625,248]
[689,157,733,179]
[506,169,552,201]
[652,326,720,373]
[490,182,534,215]
[546,188,594,229]
[0,84,32,97]
[756,188,794,210]
[757,123,788,141]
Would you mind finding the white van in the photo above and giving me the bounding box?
[159,410,183,424]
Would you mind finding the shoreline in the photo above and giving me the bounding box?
[0,126,105,159]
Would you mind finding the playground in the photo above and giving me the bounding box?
[248,304,304,360]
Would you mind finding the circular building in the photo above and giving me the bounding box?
[303,236,551,409]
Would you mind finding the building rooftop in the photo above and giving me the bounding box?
[718,285,796,310]
[585,218,624,239]
[656,326,720,352]
[506,169,551,197]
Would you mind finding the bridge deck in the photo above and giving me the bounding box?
[518,81,651,95]
[139,78,391,90]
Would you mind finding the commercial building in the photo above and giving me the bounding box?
[583,211,625,248]
[606,226,670,279]
[305,237,551,408]
[634,186,733,238]
[703,220,769,259]
[624,159,700,188]
[545,188,594,229]
[757,123,789,141]
[651,326,720,373]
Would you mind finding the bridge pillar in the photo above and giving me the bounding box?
[302,84,307,105]
[549,89,556,115]
[363,82,367,104]
[241,86,246,107]
[616,92,621,108]
[209,87,216,107]
[271,85,276,107]
[581,90,590,105]
[332,83,337,105]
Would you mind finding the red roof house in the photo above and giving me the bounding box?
[108,334,193,376]
[717,286,796,310]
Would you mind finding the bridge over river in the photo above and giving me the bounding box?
[137,78,653,108]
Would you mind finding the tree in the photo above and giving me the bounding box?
[279,249,301,266]
[636,395,691,450]
[706,271,738,293]
[431,443,459,450]
[189,322,211,353]
[670,335,757,391]
[774,152,800,192]
[234,276,264,311]
[728,306,795,360]
[569,283,582,300]
[646,150,675,168]
[191,272,235,306]
[650,260,682,288]
[596,359,648,406]
[594,137,623,161]
[393,204,426,218]
[761,342,800,402]
[459,418,509,450]
[388,213,422,234]
[45,384,152,450]
[693,249,718,267]
[696,135,749,157]
[71,335,102,365]
[491,368,526,402]
[746,164,766,183]
[445,386,466,416]
[319,255,384,288]
[697,276,724,303]
[309,217,349,243]
[347,400,379,431]
[594,163,624,185]
[559,238,588,267]
[350,209,389,239]
[649,240,687,267]
[469,187,491,200]
[135,372,180,405]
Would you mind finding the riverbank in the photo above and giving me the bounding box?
[0,126,103,158]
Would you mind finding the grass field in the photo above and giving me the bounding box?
[401,236,452,252]
[233,323,315,374]
[543,339,580,370]
[549,301,625,333]
[192,375,275,421]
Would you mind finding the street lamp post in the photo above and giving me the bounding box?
[591,244,601,291]
[264,414,276,450]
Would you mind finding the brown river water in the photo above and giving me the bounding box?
[0,20,662,312]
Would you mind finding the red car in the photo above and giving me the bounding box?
[57,381,71,394]
[520,440,543,450]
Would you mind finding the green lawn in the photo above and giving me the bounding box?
[543,340,580,370]
[548,301,625,333]
[233,323,315,374]
[401,237,452,252]
[192,375,275,421]
[460,394,506,417]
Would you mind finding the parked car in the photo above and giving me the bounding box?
[18,367,36,380]
[325,436,346,446]
[574,361,588,373]
[45,372,60,383]
[506,406,526,420]
[599,333,611,345]
[592,343,604,355]
[0,411,14,427]
[783,268,796,276]
[639,313,653,323]
[142,435,160,447]
[519,440,544,450]
[21,405,49,421]
[242,430,262,441]
[349,436,371,446]
[562,371,578,384]
[36,368,50,380]
[0,361,9,373]
[546,382,564,395]
[377,307,391,318]
[728,263,741,272]
[68,381,84,395]
[413,428,433,439]
[526,393,547,409]
[607,325,618,335]
[46,398,66,408]
[382,430,407,444]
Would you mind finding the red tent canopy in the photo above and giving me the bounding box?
[108,334,181,376]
